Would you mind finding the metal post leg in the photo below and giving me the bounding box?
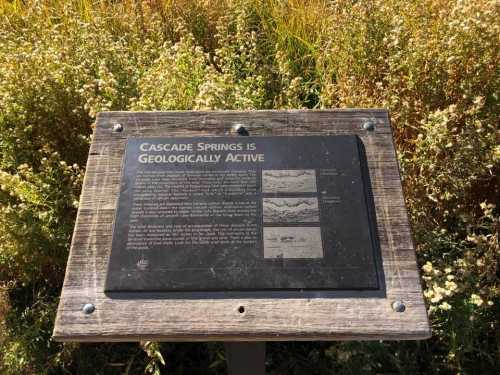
[224,342,266,375]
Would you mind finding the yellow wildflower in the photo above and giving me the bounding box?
[439,302,452,311]
[445,281,458,291]
[422,262,433,274]
[470,294,483,306]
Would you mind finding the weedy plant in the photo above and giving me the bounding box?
[0,0,498,374]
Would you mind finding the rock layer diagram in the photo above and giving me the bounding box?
[263,197,319,223]
[262,169,317,193]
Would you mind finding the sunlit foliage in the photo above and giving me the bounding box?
[0,0,498,373]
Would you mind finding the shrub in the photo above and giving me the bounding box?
[0,0,497,374]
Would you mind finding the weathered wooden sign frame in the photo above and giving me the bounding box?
[53,110,430,342]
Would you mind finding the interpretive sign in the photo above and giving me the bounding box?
[106,136,381,292]
[53,110,430,343]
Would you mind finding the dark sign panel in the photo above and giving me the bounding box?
[105,136,381,292]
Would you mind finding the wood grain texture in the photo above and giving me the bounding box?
[53,110,431,342]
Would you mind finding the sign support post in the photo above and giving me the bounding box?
[224,342,265,375]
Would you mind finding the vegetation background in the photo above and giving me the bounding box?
[0,0,498,373]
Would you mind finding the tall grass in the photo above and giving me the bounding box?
[0,0,498,373]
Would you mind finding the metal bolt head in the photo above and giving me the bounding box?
[392,300,406,312]
[112,123,123,132]
[231,123,249,136]
[82,303,95,314]
[363,120,375,131]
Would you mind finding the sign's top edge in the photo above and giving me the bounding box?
[96,109,390,117]
[124,134,360,141]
